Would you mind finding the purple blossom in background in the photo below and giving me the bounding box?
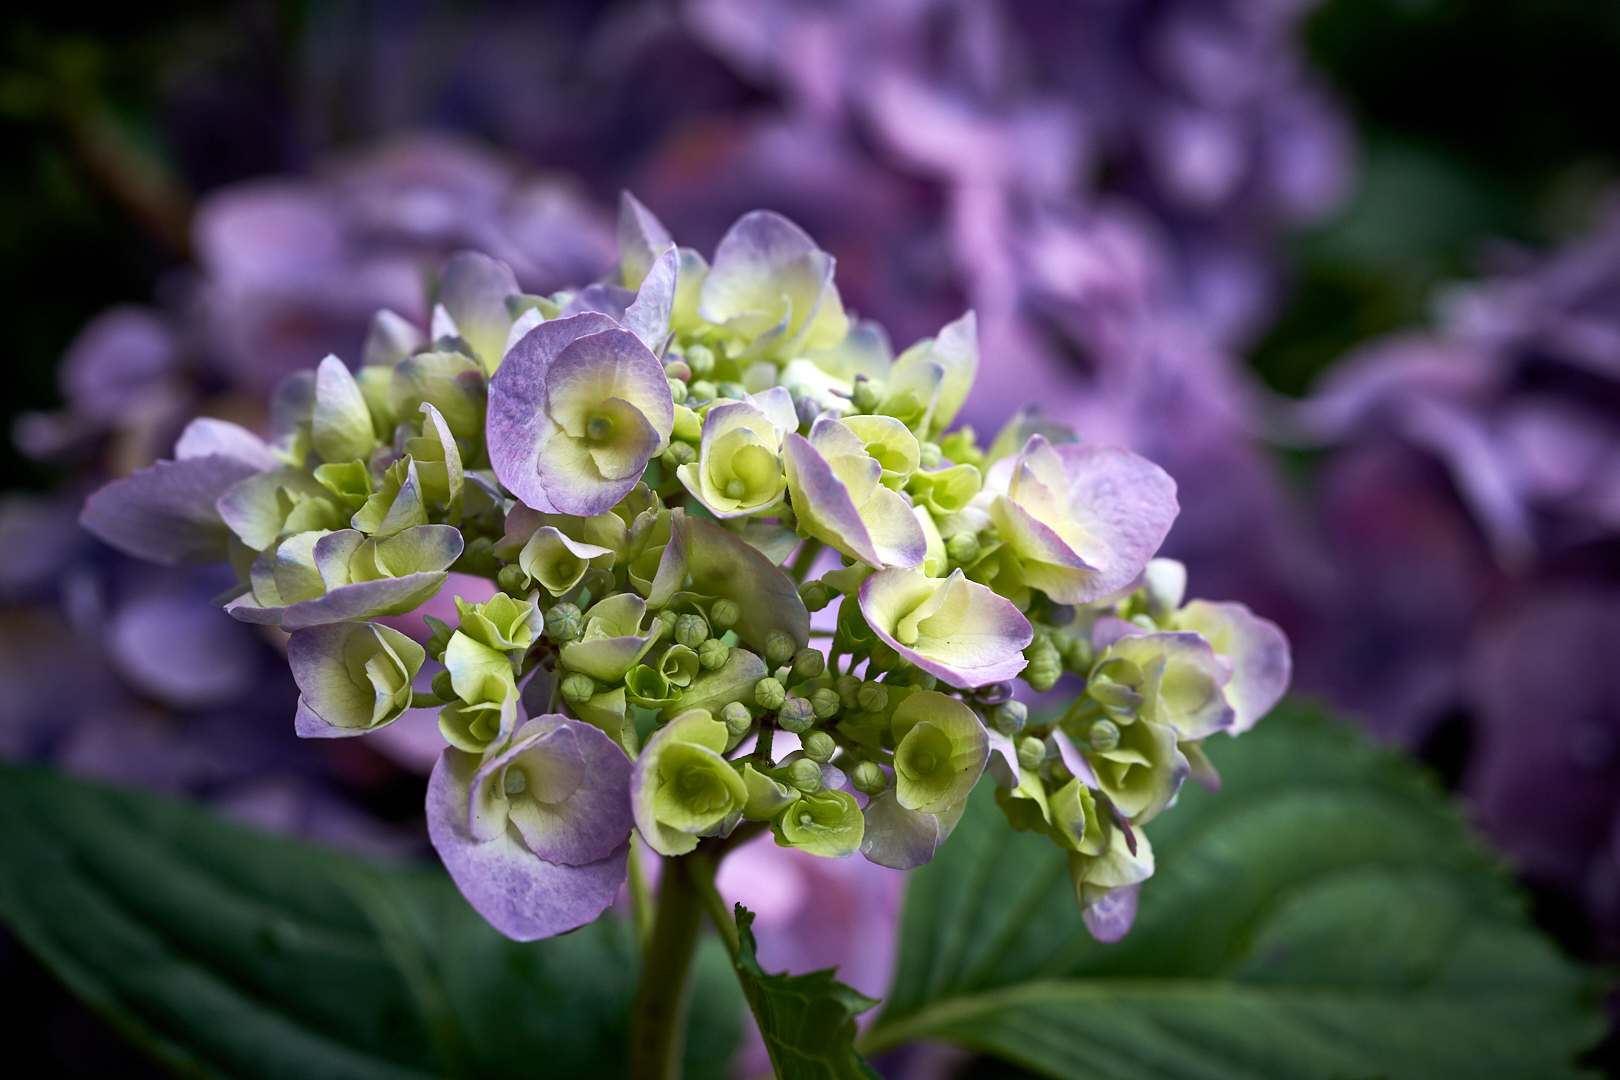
[1292,209,1620,951]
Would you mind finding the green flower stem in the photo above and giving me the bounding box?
[628,853,707,1080]
[787,538,823,584]
[628,838,655,947]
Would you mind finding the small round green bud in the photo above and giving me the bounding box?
[674,613,710,649]
[919,441,943,469]
[561,672,597,705]
[992,700,1028,737]
[431,669,456,701]
[856,681,888,714]
[777,696,816,733]
[667,377,689,405]
[946,531,981,566]
[660,442,695,470]
[851,376,880,412]
[544,602,583,642]
[1048,757,1073,784]
[1017,736,1047,771]
[688,379,718,401]
[711,599,741,630]
[1023,637,1062,692]
[791,647,825,680]
[906,669,937,691]
[1047,604,1076,627]
[798,579,833,612]
[852,761,889,795]
[656,610,679,635]
[717,380,747,400]
[801,731,836,762]
[764,629,797,667]
[663,358,692,381]
[698,637,730,670]
[809,687,841,719]
[754,677,787,711]
[721,701,753,737]
[836,674,862,710]
[1088,719,1121,753]
[869,641,901,673]
[497,563,529,595]
[785,758,822,793]
[684,343,716,377]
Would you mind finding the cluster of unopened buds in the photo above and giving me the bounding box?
[83,195,1289,943]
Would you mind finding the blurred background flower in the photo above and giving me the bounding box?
[3,0,1620,1074]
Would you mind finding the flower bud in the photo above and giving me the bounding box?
[684,343,716,378]
[717,380,747,401]
[496,563,529,596]
[810,687,841,719]
[711,599,741,630]
[675,613,710,649]
[868,640,900,672]
[801,731,836,762]
[785,758,823,793]
[993,700,1028,737]
[1088,719,1121,753]
[856,681,888,714]
[560,672,597,705]
[979,681,1014,706]
[755,677,787,711]
[918,441,943,469]
[423,614,454,662]
[764,629,797,667]
[791,647,825,681]
[544,602,583,642]
[777,696,816,733]
[1017,736,1046,771]
[660,442,696,470]
[689,380,718,401]
[1023,636,1062,692]
[721,701,753,737]
[798,579,833,612]
[664,358,693,382]
[698,637,730,670]
[905,669,938,692]
[668,377,689,405]
[851,761,888,795]
[851,376,880,413]
[946,532,980,566]
[431,668,456,701]
[836,674,862,710]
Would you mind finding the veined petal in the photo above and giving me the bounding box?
[617,191,675,291]
[80,454,261,565]
[439,251,519,372]
[1171,600,1290,734]
[174,417,279,472]
[860,568,1031,688]
[860,788,940,870]
[783,431,880,567]
[622,244,678,349]
[226,573,449,629]
[427,747,629,942]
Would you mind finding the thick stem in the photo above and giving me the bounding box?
[628,854,707,1080]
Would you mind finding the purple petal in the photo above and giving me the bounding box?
[487,312,621,513]
[1082,882,1141,943]
[174,418,279,472]
[470,716,634,865]
[1053,443,1180,602]
[648,510,809,653]
[1175,600,1291,734]
[226,573,450,628]
[622,245,678,348]
[783,431,882,567]
[427,748,628,941]
[439,251,519,367]
[860,789,939,870]
[80,455,261,565]
[617,191,674,290]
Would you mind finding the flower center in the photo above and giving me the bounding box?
[725,477,747,500]
[504,770,527,795]
[586,413,615,443]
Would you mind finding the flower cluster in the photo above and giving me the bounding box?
[81,195,1289,942]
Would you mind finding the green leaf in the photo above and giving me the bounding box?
[864,702,1605,1080]
[0,762,741,1080]
[731,904,884,1080]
